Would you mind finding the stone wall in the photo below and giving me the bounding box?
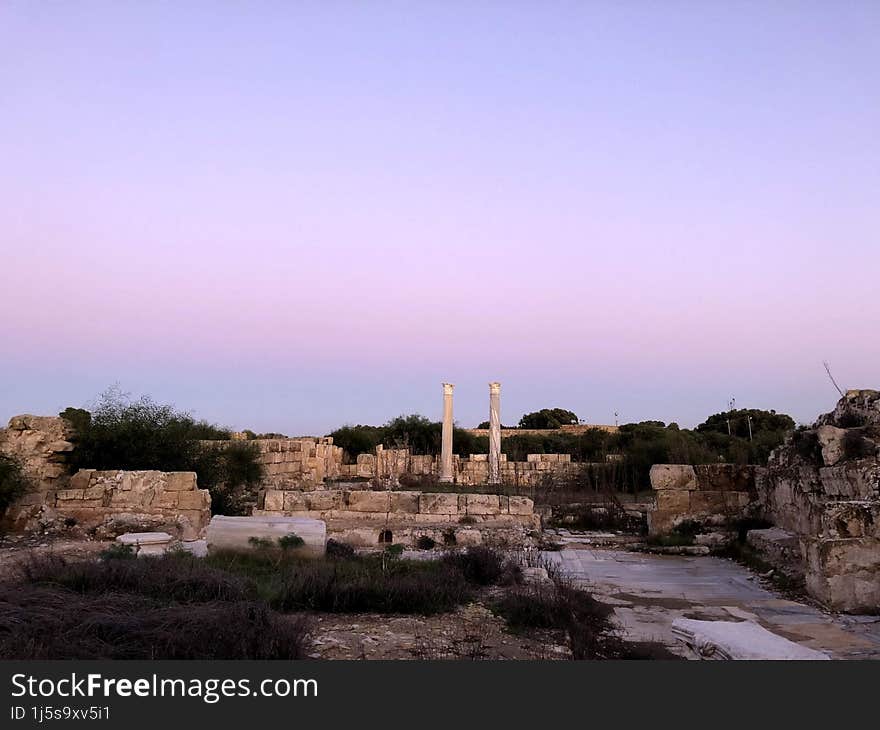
[55,469,211,540]
[203,437,344,487]
[0,415,75,527]
[756,390,880,613]
[335,448,579,487]
[647,464,760,535]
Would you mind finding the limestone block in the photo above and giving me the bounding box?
[419,493,460,515]
[307,491,343,511]
[347,490,391,512]
[116,532,174,557]
[283,491,309,511]
[164,472,198,491]
[820,501,880,539]
[817,425,848,467]
[508,496,534,515]
[688,491,743,515]
[804,536,880,613]
[178,489,210,510]
[68,470,95,491]
[464,494,501,515]
[207,515,326,557]
[152,491,180,509]
[264,489,285,511]
[819,462,880,499]
[55,489,84,501]
[390,491,420,514]
[650,464,697,491]
[655,490,690,512]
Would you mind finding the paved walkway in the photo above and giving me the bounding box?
[545,548,880,659]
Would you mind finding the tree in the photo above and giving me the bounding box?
[518,408,579,429]
[696,409,795,440]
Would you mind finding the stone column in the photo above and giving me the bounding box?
[439,383,455,483]
[488,382,502,485]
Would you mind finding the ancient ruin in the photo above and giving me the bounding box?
[647,390,880,614]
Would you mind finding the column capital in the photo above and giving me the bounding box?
[442,383,455,395]
[489,382,501,394]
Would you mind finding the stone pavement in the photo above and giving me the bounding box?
[545,548,880,659]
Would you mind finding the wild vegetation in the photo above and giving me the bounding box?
[62,387,263,514]
[0,454,30,517]
[3,546,669,660]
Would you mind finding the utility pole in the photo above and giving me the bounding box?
[614,411,619,427]
[747,414,753,441]
[726,398,735,436]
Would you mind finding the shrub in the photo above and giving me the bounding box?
[415,535,436,550]
[325,539,356,560]
[442,546,519,586]
[792,428,823,464]
[207,549,473,615]
[65,388,262,515]
[278,533,305,550]
[492,578,621,659]
[19,553,256,604]
[99,543,137,561]
[842,430,874,460]
[0,454,30,516]
[0,585,309,659]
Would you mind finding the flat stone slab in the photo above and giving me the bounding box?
[672,618,830,660]
[116,532,173,556]
[207,515,326,556]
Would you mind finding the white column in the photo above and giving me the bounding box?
[488,381,501,485]
[439,383,455,483]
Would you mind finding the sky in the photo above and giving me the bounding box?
[1,2,878,435]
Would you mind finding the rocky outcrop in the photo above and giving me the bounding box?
[757,390,880,613]
[0,415,75,527]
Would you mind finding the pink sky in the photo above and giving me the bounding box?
[1,3,878,434]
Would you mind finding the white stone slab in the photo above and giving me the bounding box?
[672,618,830,660]
[206,515,326,556]
[116,531,174,556]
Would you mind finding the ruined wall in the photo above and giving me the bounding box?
[55,469,211,540]
[256,488,538,528]
[336,448,578,487]
[0,415,75,526]
[756,390,880,613]
[647,464,759,535]
[204,437,344,487]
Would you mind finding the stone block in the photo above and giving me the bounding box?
[655,490,690,512]
[347,490,391,512]
[263,489,285,511]
[307,491,343,511]
[650,464,697,491]
[164,472,198,491]
[55,489,84,501]
[464,494,501,515]
[178,489,210,510]
[390,491,420,514]
[283,491,309,511]
[508,496,534,515]
[419,493,460,515]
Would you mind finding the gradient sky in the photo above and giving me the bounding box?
[1,2,878,435]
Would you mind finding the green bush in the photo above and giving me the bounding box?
[0,454,30,516]
[65,387,262,515]
[278,533,305,550]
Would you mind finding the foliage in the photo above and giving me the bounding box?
[329,416,485,458]
[441,546,519,586]
[518,408,579,429]
[697,408,795,440]
[0,454,30,516]
[278,533,305,550]
[58,407,91,434]
[66,388,262,515]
